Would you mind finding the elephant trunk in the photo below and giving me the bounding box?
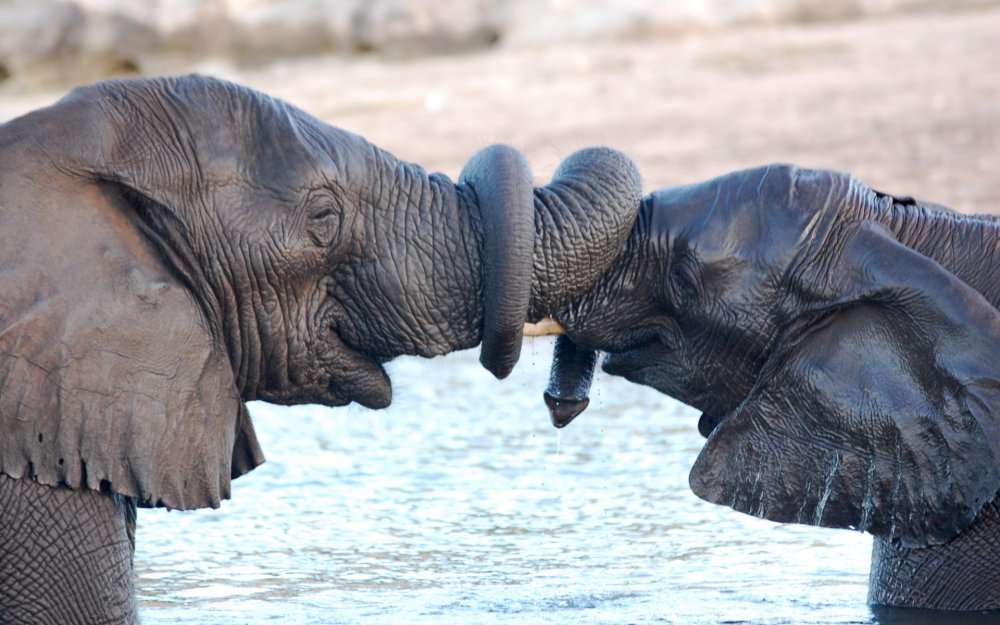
[544,334,597,428]
[333,143,642,408]
[529,147,644,319]
[529,148,644,428]
[459,145,535,379]
[458,145,643,381]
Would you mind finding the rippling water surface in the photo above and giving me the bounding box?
[136,340,954,624]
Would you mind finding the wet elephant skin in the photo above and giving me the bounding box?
[544,164,1000,610]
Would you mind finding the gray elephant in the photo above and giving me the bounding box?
[535,164,1000,611]
[0,75,642,624]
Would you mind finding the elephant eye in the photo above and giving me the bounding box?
[304,192,343,248]
[311,207,335,221]
[668,246,702,305]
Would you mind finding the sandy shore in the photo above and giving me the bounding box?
[2,6,997,213]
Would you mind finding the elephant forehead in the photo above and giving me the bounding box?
[647,165,794,234]
[648,164,856,269]
[196,115,323,186]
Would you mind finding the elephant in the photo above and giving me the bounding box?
[0,74,643,624]
[531,163,1000,611]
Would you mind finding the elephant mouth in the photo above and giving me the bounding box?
[604,351,738,439]
[258,295,391,410]
[320,318,393,410]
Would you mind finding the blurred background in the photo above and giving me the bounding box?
[1,0,998,211]
[2,2,999,624]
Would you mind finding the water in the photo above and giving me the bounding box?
[133,339,956,624]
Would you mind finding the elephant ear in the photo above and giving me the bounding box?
[690,222,1000,547]
[0,177,264,510]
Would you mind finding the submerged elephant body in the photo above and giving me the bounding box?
[544,164,1000,610]
[0,76,642,624]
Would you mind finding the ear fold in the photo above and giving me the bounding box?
[0,176,264,510]
[690,222,1000,547]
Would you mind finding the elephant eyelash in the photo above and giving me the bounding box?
[311,208,335,220]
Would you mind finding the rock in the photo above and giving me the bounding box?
[499,0,1000,46]
[1,0,998,87]
[351,0,503,56]
[0,0,506,85]
[0,0,158,87]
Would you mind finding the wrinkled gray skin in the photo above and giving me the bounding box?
[0,75,642,625]
[545,164,1000,611]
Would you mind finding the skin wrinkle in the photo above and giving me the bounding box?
[377,192,406,351]
[0,474,137,624]
[249,243,282,390]
[153,91,205,195]
[226,204,295,397]
[814,450,843,526]
[418,183,450,350]
[368,156,403,353]
[456,182,485,310]
[530,149,643,321]
[546,164,1000,607]
[231,235,264,396]
[426,177,475,351]
[385,202,415,351]
[2,77,647,620]
[395,166,441,352]
[106,87,196,204]
[701,182,724,232]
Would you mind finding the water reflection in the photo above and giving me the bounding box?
[137,340,882,624]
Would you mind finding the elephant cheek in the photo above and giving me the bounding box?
[268,323,393,410]
[332,360,392,410]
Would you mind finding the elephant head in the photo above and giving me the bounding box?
[542,164,1000,549]
[0,75,642,511]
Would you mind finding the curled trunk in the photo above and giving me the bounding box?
[529,147,645,319]
[459,145,535,379]
[527,148,645,428]
[333,143,643,396]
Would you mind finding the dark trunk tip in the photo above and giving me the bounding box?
[544,391,589,428]
[543,335,597,427]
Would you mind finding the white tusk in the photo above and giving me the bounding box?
[523,317,566,337]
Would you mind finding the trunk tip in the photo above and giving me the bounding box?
[479,336,522,380]
[544,391,590,428]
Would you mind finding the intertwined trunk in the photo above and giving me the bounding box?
[335,143,644,385]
